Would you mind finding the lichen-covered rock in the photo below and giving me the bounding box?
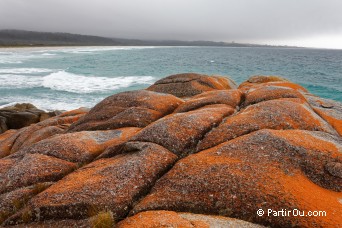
[0,129,16,143]
[147,73,237,98]
[0,110,86,158]
[5,142,177,224]
[5,219,90,228]
[239,75,308,93]
[243,86,306,107]
[132,129,342,227]
[174,89,242,113]
[0,183,53,224]
[118,210,265,228]
[1,74,341,227]
[132,104,235,157]
[12,128,140,163]
[305,94,342,136]
[68,90,183,132]
[197,99,337,151]
[0,153,76,194]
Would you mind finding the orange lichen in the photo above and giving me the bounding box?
[174,89,242,113]
[68,90,183,132]
[147,73,236,98]
[314,108,342,136]
[265,82,308,92]
[0,129,17,142]
[198,100,334,151]
[0,75,341,227]
[9,142,178,223]
[279,172,342,227]
[132,129,341,227]
[132,105,235,157]
[243,86,307,107]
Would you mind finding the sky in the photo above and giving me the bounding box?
[1,0,342,49]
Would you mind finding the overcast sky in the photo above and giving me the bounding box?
[1,0,342,49]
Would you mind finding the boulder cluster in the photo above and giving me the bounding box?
[0,73,341,227]
[0,103,62,134]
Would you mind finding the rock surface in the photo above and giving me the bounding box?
[68,90,183,132]
[147,73,237,97]
[117,210,265,227]
[0,103,62,134]
[0,74,341,227]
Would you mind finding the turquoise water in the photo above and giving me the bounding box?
[0,46,341,110]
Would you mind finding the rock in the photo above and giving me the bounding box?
[5,142,177,224]
[39,111,62,122]
[2,103,37,111]
[178,213,266,228]
[239,75,308,93]
[131,105,235,157]
[18,126,64,149]
[325,162,342,178]
[174,89,242,113]
[12,128,141,163]
[243,75,289,84]
[0,74,341,227]
[0,111,40,129]
[0,153,76,194]
[242,86,307,107]
[0,129,17,143]
[118,210,265,227]
[0,116,8,134]
[0,183,53,224]
[0,110,86,158]
[0,158,18,185]
[132,129,342,227]
[68,90,183,132]
[0,103,59,131]
[147,73,237,97]
[96,128,141,159]
[197,99,337,151]
[58,107,90,117]
[305,94,342,136]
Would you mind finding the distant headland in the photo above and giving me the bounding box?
[0,29,298,48]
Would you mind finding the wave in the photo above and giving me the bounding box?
[41,53,57,56]
[42,71,155,93]
[0,70,156,93]
[0,74,42,88]
[0,53,45,64]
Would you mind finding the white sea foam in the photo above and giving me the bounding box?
[41,71,155,93]
[41,53,57,56]
[0,52,45,64]
[0,70,155,93]
[0,74,42,88]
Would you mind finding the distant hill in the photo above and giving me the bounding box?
[0,30,119,46]
[0,29,293,48]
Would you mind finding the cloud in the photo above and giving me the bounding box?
[0,0,342,46]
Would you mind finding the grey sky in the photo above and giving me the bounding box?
[1,0,342,48]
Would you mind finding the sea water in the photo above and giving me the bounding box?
[0,46,341,110]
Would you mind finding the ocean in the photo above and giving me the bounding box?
[0,46,341,110]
